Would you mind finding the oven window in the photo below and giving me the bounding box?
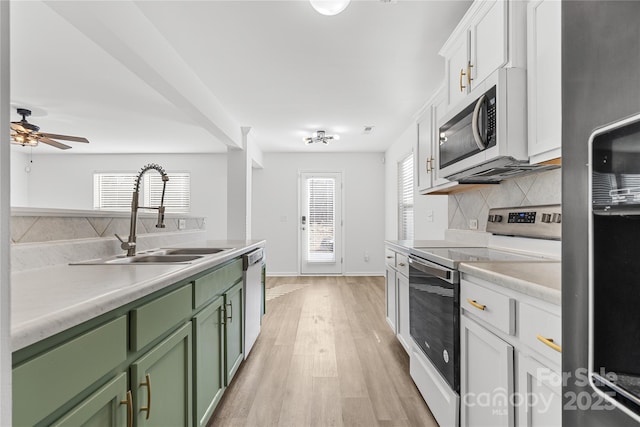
[409,263,459,391]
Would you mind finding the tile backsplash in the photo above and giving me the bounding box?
[448,169,561,231]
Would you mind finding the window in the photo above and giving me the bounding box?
[398,153,414,240]
[306,177,336,263]
[94,172,191,213]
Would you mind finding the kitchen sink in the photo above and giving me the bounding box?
[71,247,234,265]
[105,255,203,264]
[157,248,234,255]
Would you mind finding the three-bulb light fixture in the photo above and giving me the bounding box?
[309,0,351,16]
[303,130,340,145]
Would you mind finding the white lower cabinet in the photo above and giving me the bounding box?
[461,315,514,427]
[517,355,562,427]
[385,266,397,333]
[460,276,561,427]
[396,273,410,353]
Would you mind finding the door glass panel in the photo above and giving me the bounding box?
[306,177,335,263]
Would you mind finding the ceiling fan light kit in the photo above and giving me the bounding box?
[303,130,340,145]
[10,108,90,150]
[309,0,351,16]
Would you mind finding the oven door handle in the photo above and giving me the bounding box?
[409,256,454,281]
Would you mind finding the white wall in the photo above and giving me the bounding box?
[10,150,29,207]
[253,152,385,276]
[384,123,448,241]
[16,153,227,239]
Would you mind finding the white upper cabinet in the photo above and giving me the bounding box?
[440,0,526,110]
[416,85,455,194]
[527,0,562,163]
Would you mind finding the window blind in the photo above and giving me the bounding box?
[94,172,191,213]
[398,154,414,240]
[93,173,137,211]
[144,173,190,213]
[307,177,336,263]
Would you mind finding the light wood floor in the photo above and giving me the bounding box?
[208,276,438,427]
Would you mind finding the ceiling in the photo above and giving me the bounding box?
[10,0,471,155]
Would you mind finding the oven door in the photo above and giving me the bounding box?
[409,255,460,392]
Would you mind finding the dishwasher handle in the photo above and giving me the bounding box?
[244,248,264,269]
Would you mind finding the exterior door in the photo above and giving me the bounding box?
[300,172,343,275]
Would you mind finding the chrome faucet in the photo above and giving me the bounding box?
[115,163,169,256]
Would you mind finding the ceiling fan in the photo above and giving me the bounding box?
[10,108,90,150]
[303,130,340,145]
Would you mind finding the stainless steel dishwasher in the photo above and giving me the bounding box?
[243,248,264,358]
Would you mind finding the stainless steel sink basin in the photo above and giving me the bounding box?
[106,255,203,264]
[157,248,233,255]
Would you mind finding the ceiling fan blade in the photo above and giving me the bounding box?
[39,132,89,143]
[39,137,72,150]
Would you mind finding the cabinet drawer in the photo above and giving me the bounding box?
[385,249,396,267]
[460,279,515,335]
[131,284,192,351]
[396,253,409,277]
[194,259,243,309]
[13,316,127,426]
[519,302,562,366]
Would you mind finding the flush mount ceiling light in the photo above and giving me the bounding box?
[303,130,340,145]
[309,0,351,16]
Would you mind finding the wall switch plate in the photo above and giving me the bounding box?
[426,210,434,222]
[178,219,186,230]
[469,219,478,230]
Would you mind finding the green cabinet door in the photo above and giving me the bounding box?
[52,372,129,427]
[131,322,192,427]
[193,296,225,427]
[224,281,243,385]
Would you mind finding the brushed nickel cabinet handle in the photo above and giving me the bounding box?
[467,298,486,311]
[140,373,152,419]
[537,335,562,353]
[120,390,133,427]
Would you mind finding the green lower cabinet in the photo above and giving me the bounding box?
[52,372,129,427]
[131,322,193,427]
[224,281,244,385]
[193,296,225,427]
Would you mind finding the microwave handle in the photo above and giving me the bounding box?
[472,94,488,150]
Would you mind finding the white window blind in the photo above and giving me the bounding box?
[144,173,191,214]
[307,177,336,263]
[398,154,414,240]
[94,172,191,213]
[93,173,137,211]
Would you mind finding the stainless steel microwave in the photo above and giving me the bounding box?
[438,68,534,183]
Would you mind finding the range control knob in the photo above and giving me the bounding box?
[551,213,562,223]
[488,214,503,223]
[541,213,552,223]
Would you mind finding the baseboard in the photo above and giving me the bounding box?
[266,272,385,277]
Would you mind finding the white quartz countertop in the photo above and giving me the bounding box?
[11,239,265,351]
[459,261,561,305]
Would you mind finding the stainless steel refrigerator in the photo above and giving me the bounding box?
[563,2,640,426]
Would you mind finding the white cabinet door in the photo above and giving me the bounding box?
[470,0,508,88]
[460,315,514,427]
[527,0,562,163]
[445,30,470,108]
[385,266,397,333]
[517,355,562,427]
[431,88,450,186]
[416,110,433,192]
[396,273,410,354]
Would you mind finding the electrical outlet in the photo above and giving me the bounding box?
[469,219,478,230]
[178,219,186,230]
[364,252,370,262]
